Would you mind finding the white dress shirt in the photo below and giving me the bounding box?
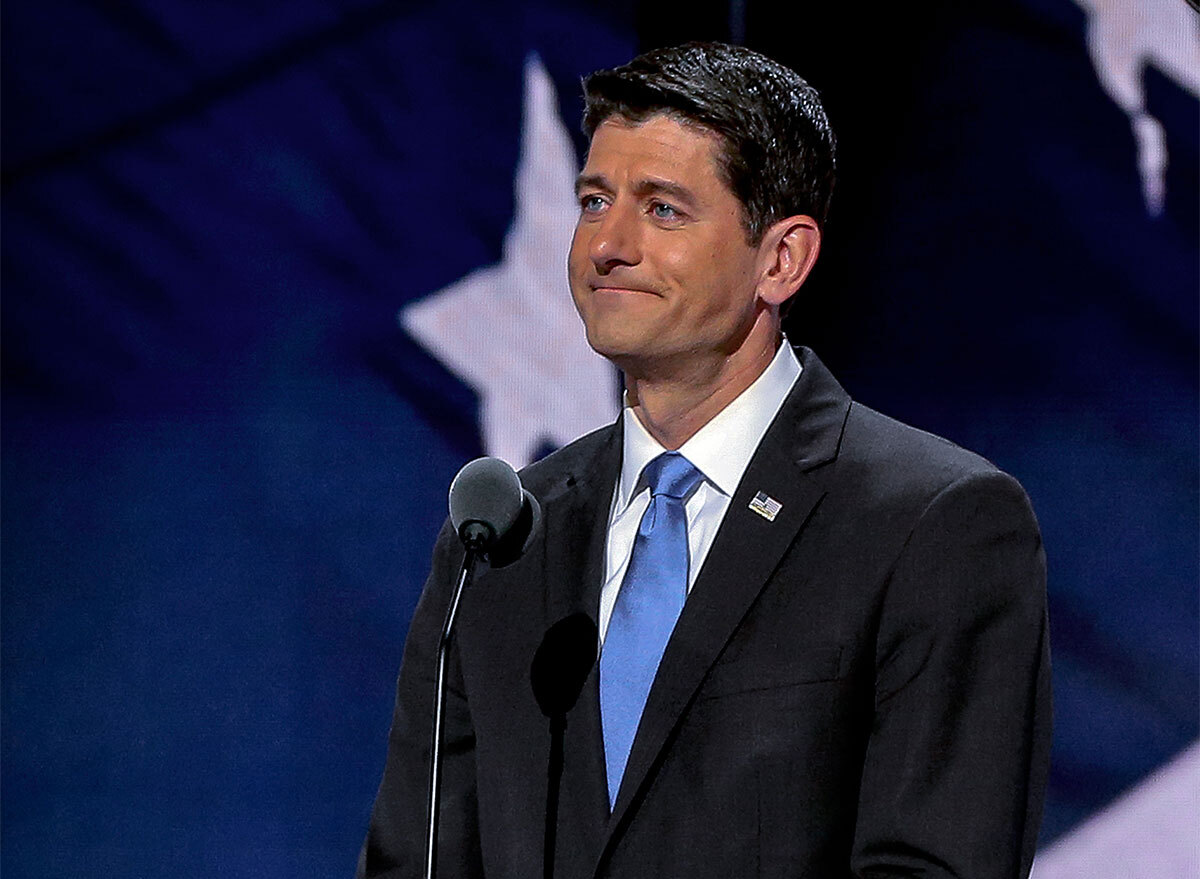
[598,342,803,643]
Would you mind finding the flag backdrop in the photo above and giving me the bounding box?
[2,1,1195,876]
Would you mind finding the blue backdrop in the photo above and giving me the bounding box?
[2,1,1195,876]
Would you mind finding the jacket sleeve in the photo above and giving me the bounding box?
[850,469,1053,878]
[359,520,485,879]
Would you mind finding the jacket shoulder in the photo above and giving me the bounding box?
[516,421,618,495]
[837,402,1023,509]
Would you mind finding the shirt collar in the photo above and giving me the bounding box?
[617,340,802,510]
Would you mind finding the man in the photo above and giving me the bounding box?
[362,42,1051,878]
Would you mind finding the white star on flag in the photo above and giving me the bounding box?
[1072,0,1200,215]
[401,54,619,468]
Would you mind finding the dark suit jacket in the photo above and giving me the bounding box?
[361,347,1052,878]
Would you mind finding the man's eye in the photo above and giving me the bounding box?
[651,202,679,220]
[581,195,606,213]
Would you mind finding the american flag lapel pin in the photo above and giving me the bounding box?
[748,491,783,522]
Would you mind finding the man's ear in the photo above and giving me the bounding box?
[755,215,821,308]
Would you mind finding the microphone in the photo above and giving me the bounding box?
[425,457,542,879]
[448,457,541,564]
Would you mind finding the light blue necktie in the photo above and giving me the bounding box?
[600,452,703,809]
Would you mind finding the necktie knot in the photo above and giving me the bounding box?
[642,452,703,501]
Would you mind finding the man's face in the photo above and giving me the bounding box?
[568,115,766,378]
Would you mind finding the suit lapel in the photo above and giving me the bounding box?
[601,348,851,850]
[533,423,621,877]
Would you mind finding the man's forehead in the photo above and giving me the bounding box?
[592,109,721,139]
[588,112,723,150]
[581,114,726,178]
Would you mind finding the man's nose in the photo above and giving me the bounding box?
[589,203,641,272]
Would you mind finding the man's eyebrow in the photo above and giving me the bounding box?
[575,173,610,196]
[632,177,698,207]
[574,173,700,207]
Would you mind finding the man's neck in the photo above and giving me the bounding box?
[625,330,782,450]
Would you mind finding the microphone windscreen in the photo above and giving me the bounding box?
[486,488,542,569]
[448,457,524,545]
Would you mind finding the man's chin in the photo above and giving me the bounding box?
[585,337,679,384]
[583,329,647,367]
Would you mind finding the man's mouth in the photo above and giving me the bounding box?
[590,283,659,296]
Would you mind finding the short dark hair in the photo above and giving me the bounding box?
[582,42,836,244]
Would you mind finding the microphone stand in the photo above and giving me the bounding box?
[424,529,487,879]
